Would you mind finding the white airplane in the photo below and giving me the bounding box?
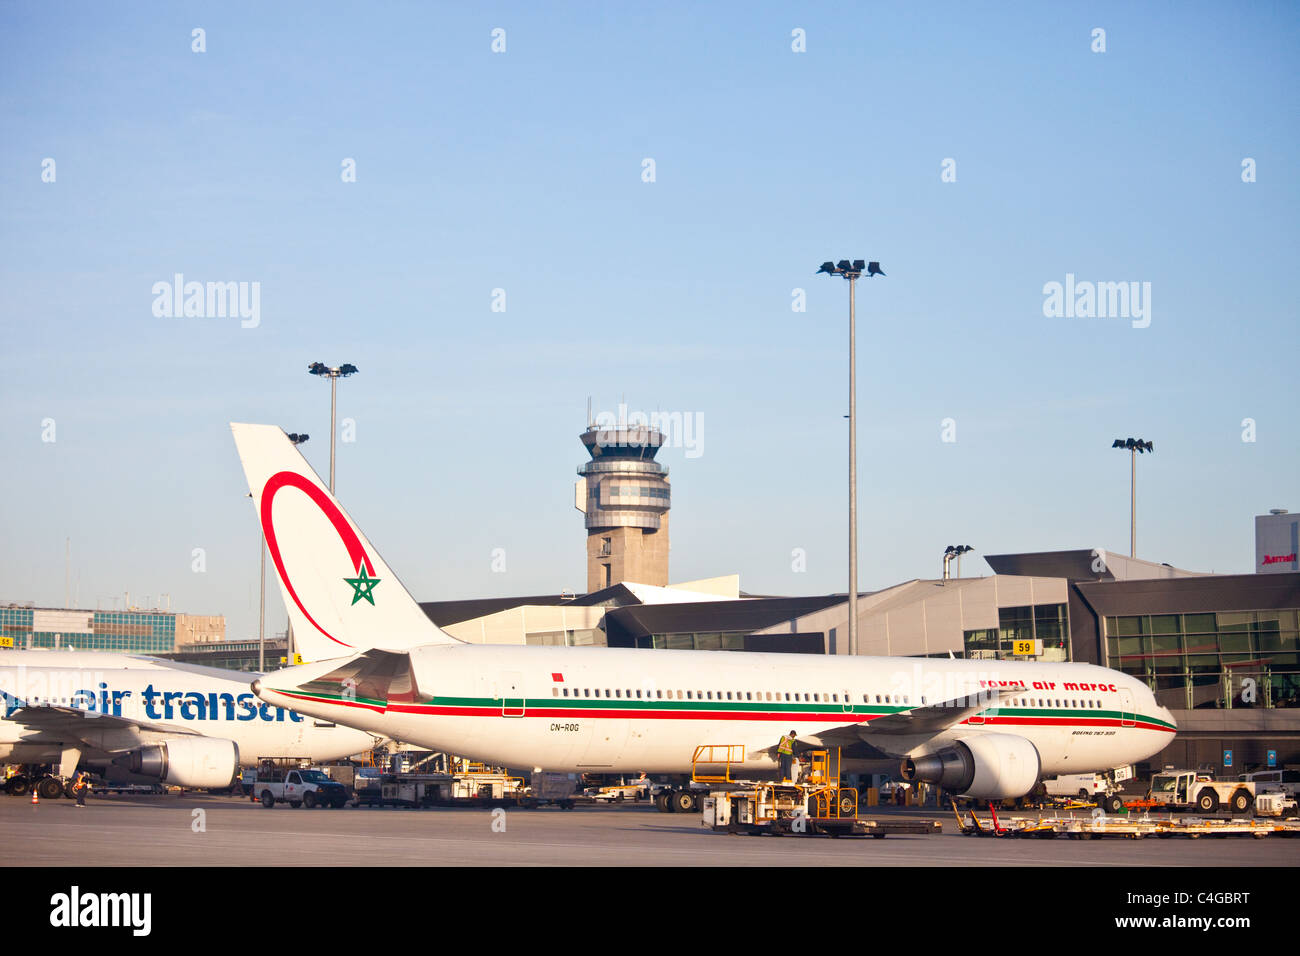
[0,650,377,797]
[234,422,1177,801]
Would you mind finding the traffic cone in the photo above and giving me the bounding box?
[30,787,38,805]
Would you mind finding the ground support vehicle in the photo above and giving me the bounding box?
[520,771,579,809]
[377,773,454,807]
[1239,768,1300,798]
[365,768,528,808]
[1147,770,1255,814]
[1253,792,1297,817]
[701,784,938,838]
[692,744,935,838]
[87,782,165,796]
[1043,766,1133,813]
[952,800,1295,839]
[253,757,350,808]
[585,780,651,803]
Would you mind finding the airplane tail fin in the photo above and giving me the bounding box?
[230,423,463,662]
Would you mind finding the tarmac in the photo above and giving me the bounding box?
[5,793,1300,866]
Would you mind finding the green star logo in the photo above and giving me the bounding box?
[344,565,381,606]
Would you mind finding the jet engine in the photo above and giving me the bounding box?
[900,733,1041,800]
[118,738,240,789]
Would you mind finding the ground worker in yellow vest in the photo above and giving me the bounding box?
[777,730,797,782]
[72,771,90,808]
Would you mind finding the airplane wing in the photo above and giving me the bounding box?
[786,686,1029,753]
[5,704,202,752]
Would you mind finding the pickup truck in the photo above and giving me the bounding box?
[255,766,349,809]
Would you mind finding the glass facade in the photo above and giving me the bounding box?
[639,631,750,651]
[963,604,1070,661]
[525,628,604,647]
[0,607,176,654]
[1105,609,1300,709]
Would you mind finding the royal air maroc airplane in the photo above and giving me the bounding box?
[0,650,377,798]
[234,423,1177,801]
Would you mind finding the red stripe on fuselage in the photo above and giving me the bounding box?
[273,692,1175,734]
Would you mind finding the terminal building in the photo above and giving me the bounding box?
[417,546,1299,778]
[0,604,204,654]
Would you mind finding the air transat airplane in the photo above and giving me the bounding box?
[0,651,376,796]
[235,423,1177,800]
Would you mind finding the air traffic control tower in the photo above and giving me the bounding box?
[575,422,671,591]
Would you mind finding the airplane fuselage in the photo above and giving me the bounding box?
[0,650,375,767]
[257,644,1176,776]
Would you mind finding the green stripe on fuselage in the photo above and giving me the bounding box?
[285,689,1175,729]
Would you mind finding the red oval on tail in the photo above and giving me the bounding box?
[260,471,374,649]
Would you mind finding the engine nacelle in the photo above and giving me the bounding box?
[901,734,1041,800]
[120,738,240,789]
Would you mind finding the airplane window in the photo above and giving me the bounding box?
[562,688,569,697]
[784,693,790,701]
[725,692,732,700]
[635,689,642,698]
[686,691,693,700]
[604,689,611,698]
[813,694,820,703]
[922,697,927,705]
[876,695,882,703]
[614,689,621,698]
[832,694,838,703]
[862,695,868,703]
[552,688,559,698]
[745,692,752,701]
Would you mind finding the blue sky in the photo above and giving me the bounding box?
[1,2,1297,640]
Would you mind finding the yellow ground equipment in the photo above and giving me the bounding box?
[694,745,937,839]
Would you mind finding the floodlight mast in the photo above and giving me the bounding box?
[816,259,884,655]
[1112,438,1153,557]
[308,363,359,493]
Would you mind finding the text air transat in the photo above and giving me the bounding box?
[234,422,1176,800]
[0,651,377,789]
